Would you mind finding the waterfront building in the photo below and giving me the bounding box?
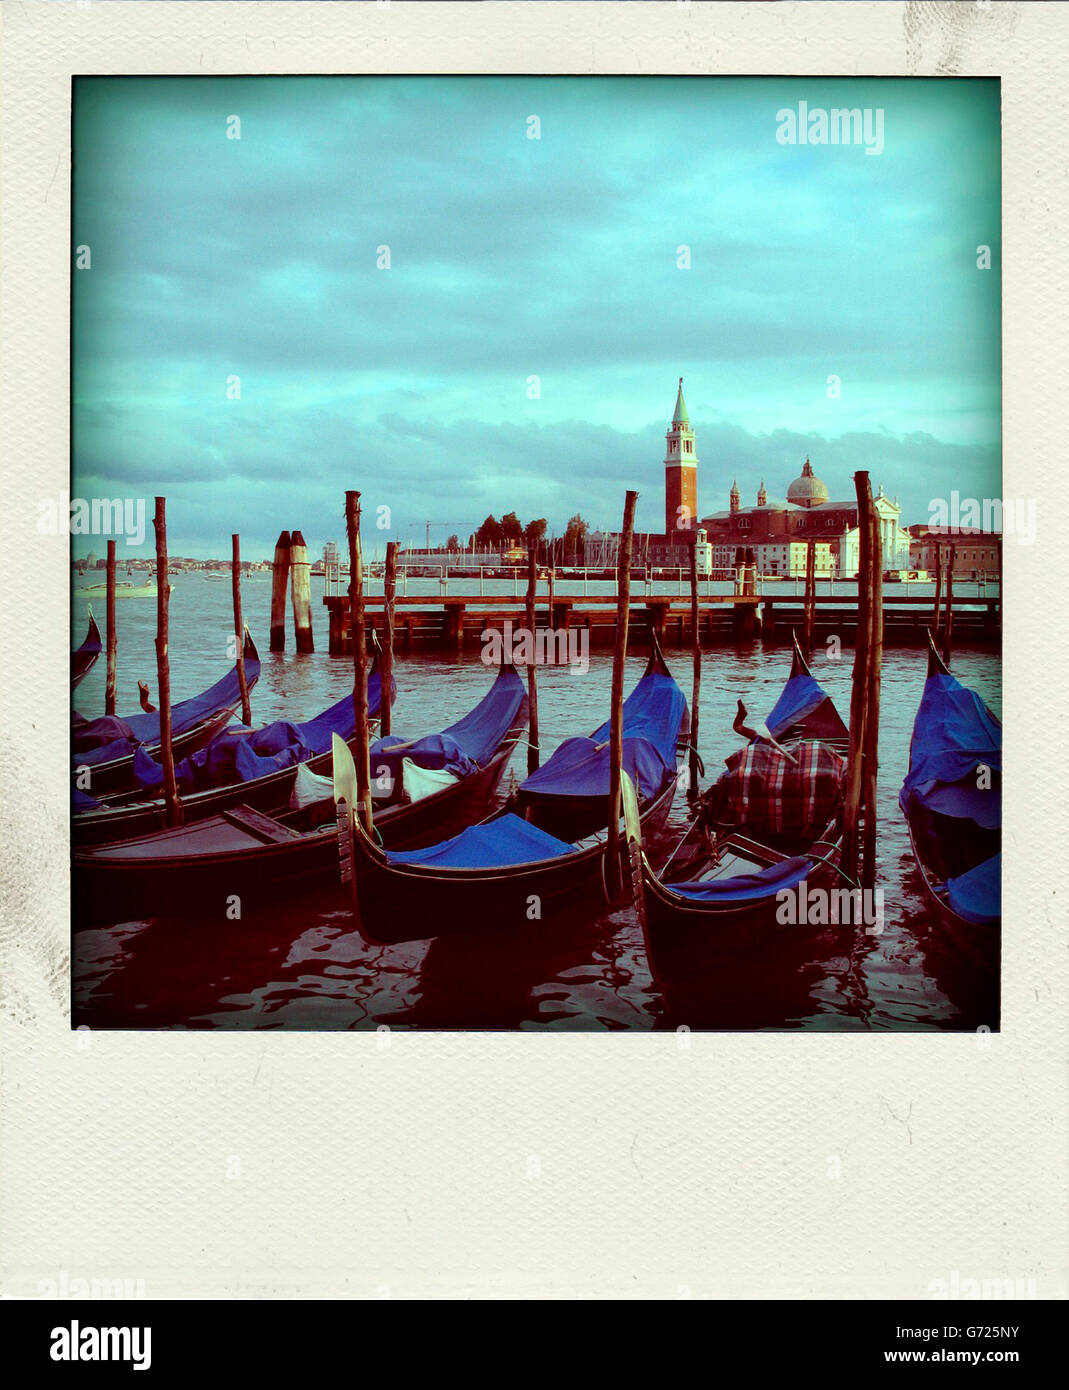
[908,525,1001,579]
[701,461,913,577]
[586,379,711,573]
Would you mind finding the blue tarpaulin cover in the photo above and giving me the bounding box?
[72,643,263,767]
[899,672,1002,822]
[386,812,574,869]
[369,666,526,782]
[765,673,829,739]
[946,852,1001,926]
[520,668,686,802]
[132,670,388,791]
[667,854,813,902]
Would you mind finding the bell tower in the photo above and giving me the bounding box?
[664,377,698,540]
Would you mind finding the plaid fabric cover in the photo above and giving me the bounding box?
[708,739,846,838]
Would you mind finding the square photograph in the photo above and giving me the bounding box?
[69,75,1002,1032]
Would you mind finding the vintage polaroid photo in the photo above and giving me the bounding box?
[2,1,1065,1306]
[64,70,1003,1033]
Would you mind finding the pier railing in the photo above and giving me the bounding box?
[321,583,1000,654]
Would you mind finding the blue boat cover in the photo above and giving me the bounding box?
[946,852,1001,926]
[520,668,686,802]
[667,855,812,902]
[386,813,574,869]
[899,672,1002,822]
[72,644,263,767]
[766,671,831,739]
[369,666,526,781]
[130,670,389,791]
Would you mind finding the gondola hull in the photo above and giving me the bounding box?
[640,821,842,986]
[899,632,1001,961]
[72,630,262,796]
[904,816,1000,968]
[73,707,240,796]
[349,770,679,946]
[71,610,102,689]
[73,692,528,923]
[74,733,367,846]
[637,634,851,989]
[75,638,388,844]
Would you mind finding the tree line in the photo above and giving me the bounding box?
[443,513,591,565]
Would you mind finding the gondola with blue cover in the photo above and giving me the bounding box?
[73,636,392,845]
[333,633,689,944]
[71,608,102,689]
[635,634,850,985]
[899,633,1001,949]
[71,629,262,795]
[73,662,528,920]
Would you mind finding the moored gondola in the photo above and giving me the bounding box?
[636,634,852,986]
[73,638,393,845]
[73,662,529,921]
[71,608,102,689]
[71,629,261,796]
[899,632,1001,955]
[333,634,689,944]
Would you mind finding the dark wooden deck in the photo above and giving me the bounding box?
[322,592,1000,654]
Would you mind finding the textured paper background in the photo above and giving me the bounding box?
[1,1,1065,1300]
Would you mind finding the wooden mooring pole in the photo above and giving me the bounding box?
[525,547,541,774]
[803,538,816,659]
[931,542,943,641]
[290,529,314,653]
[861,494,883,891]
[153,498,182,828]
[688,541,702,801]
[381,540,397,738]
[104,539,117,716]
[606,490,638,902]
[942,544,955,665]
[269,530,291,652]
[841,472,877,884]
[344,492,373,833]
[231,533,251,726]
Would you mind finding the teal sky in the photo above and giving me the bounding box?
[73,75,1001,558]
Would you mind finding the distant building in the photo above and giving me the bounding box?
[701,460,912,578]
[586,379,711,573]
[908,525,1001,579]
[322,541,339,568]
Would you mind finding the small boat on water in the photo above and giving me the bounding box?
[634,635,850,986]
[71,608,102,689]
[73,639,392,845]
[73,662,529,920]
[72,630,261,796]
[900,634,1001,953]
[79,578,163,599]
[333,633,689,944]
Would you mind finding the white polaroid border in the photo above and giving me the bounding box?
[1,2,1065,1300]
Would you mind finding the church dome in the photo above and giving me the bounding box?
[787,457,829,508]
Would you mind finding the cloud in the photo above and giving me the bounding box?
[72,75,1002,555]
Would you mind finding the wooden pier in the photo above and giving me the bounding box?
[323,589,999,654]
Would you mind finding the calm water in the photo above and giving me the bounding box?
[72,573,1001,1032]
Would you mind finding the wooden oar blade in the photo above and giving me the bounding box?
[332,732,358,887]
[619,769,645,920]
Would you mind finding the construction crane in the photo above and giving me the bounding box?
[408,520,476,552]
